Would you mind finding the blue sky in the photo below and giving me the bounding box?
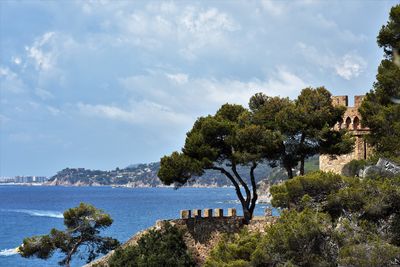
[0,0,397,176]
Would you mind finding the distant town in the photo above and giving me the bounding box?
[0,176,48,184]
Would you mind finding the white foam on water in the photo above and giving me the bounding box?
[1,209,63,219]
[0,248,18,256]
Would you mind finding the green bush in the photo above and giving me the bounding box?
[204,229,260,267]
[205,209,337,267]
[109,222,194,267]
[339,240,400,267]
[270,171,346,210]
[251,209,337,267]
[341,159,370,177]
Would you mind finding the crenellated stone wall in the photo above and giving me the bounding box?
[320,95,372,174]
[86,208,277,267]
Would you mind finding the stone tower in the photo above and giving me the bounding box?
[319,95,372,174]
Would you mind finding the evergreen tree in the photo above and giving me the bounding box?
[360,4,400,159]
[158,104,282,223]
[249,87,353,178]
[19,203,119,267]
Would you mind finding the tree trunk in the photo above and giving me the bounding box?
[299,133,306,176]
[286,165,293,179]
[232,163,251,206]
[300,156,305,176]
[249,162,258,216]
[242,207,252,224]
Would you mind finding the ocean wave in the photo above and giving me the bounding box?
[1,209,63,219]
[0,248,18,256]
[215,200,240,204]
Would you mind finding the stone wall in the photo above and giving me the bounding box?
[86,208,277,267]
[320,95,372,174]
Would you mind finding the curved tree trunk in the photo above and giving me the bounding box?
[299,132,306,176]
[300,156,305,176]
[212,165,258,224]
[286,165,293,179]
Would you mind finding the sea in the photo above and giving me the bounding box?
[0,186,276,267]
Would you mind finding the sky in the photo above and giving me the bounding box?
[0,0,397,177]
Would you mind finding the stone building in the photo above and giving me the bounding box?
[319,95,372,174]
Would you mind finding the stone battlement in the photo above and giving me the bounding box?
[86,209,277,267]
[179,207,273,219]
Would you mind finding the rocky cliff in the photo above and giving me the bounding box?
[85,215,276,267]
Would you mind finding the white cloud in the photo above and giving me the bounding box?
[0,114,10,125]
[334,54,367,80]
[111,4,239,59]
[297,42,367,80]
[12,56,21,65]
[77,100,192,126]
[166,73,188,84]
[35,88,54,100]
[47,106,61,116]
[25,32,56,71]
[315,14,366,43]
[116,68,307,127]
[260,0,284,16]
[0,67,25,93]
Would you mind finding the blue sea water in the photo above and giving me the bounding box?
[0,186,275,267]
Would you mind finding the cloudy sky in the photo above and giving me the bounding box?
[0,0,397,176]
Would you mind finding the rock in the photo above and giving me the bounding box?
[257,180,272,203]
[362,158,400,178]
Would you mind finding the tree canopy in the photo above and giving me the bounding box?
[19,203,119,267]
[159,86,354,222]
[158,103,282,223]
[249,87,353,178]
[360,4,400,159]
[109,222,194,267]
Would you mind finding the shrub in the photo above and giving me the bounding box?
[109,222,194,267]
[251,209,337,267]
[270,171,345,210]
[204,229,260,267]
[342,159,370,177]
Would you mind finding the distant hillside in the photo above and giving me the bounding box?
[47,162,272,187]
[47,156,319,187]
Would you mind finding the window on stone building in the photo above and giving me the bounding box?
[345,117,351,129]
[353,116,360,130]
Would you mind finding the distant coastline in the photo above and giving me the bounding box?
[0,182,234,188]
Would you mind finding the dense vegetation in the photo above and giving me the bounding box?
[108,222,195,267]
[360,4,400,160]
[158,87,352,223]
[19,203,119,267]
[205,5,400,266]
[206,172,400,266]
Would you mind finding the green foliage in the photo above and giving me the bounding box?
[377,4,400,58]
[204,229,260,267]
[341,159,370,177]
[19,203,119,266]
[360,4,400,158]
[109,222,194,267]
[206,209,337,267]
[252,209,337,267]
[327,176,400,221]
[249,87,353,178]
[270,171,345,210]
[158,103,283,222]
[339,240,400,267]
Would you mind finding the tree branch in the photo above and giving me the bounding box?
[231,162,251,206]
[211,166,247,209]
[249,162,258,214]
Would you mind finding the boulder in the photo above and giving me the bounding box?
[362,158,400,178]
